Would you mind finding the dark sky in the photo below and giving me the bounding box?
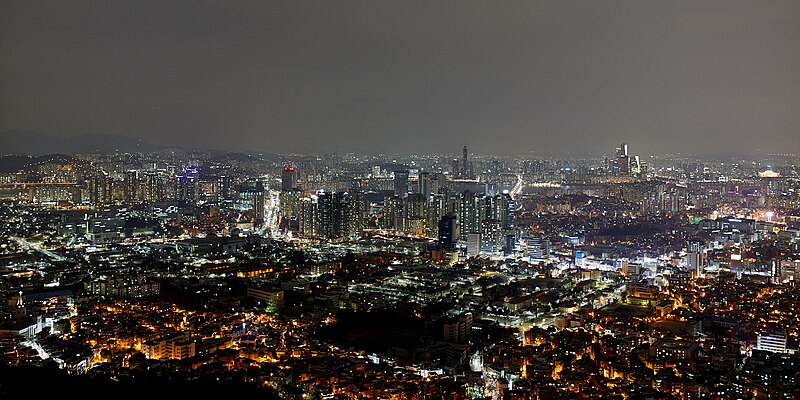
[1,1,799,155]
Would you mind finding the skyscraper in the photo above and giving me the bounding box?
[480,219,503,253]
[219,175,232,202]
[438,214,457,250]
[393,169,409,198]
[458,190,481,236]
[281,165,298,191]
[527,237,550,259]
[500,192,516,230]
[176,175,198,203]
[687,239,705,279]
[299,191,362,239]
[616,143,628,157]
[240,181,265,225]
[124,170,139,204]
[462,145,469,178]
[417,171,430,195]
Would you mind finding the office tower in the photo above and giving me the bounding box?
[756,331,788,353]
[239,181,265,225]
[219,175,232,201]
[611,142,647,177]
[479,193,496,224]
[427,193,447,235]
[281,165,298,191]
[464,233,481,256]
[451,159,460,176]
[481,192,515,230]
[253,192,265,225]
[430,173,445,195]
[480,219,503,253]
[458,190,481,236]
[687,239,705,279]
[503,233,516,256]
[443,313,472,344]
[404,193,427,235]
[462,145,469,178]
[393,169,409,198]
[616,142,629,157]
[176,174,199,204]
[279,189,303,231]
[405,193,427,219]
[417,171,431,195]
[316,191,336,238]
[500,192,516,230]
[527,237,550,259]
[438,214,457,250]
[771,260,782,284]
[632,155,642,175]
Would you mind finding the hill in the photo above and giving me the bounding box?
[0,130,165,155]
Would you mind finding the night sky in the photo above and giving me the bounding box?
[1,1,798,155]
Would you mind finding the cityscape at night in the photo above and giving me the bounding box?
[1,1,799,399]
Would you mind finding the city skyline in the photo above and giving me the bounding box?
[2,2,799,398]
[2,1,799,155]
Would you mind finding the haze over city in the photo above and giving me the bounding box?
[2,1,799,155]
[2,2,800,400]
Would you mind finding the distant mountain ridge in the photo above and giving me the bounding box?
[0,153,84,173]
[0,130,166,155]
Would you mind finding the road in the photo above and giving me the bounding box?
[14,236,67,262]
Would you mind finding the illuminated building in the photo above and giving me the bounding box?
[687,239,705,279]
[87,175,114,205]
[458,190,481,237]
[279,189,303,231]
[382,195,404,230]
[298,196,317,237]
[610,142,645,177]
[142,172,166,203]
[464,233,481,256]
[124,170,138,204]
[281,164,298,191]
[86,276,161,298]
[438,214,456,250]
[239,181,265,225]
[756,331,787,353]
[443,313,472,344]
[393,169,409,198]
[417,171,431,195]
[480,219,503,253]
[649,338,699,360]
[527,237,549,259]
[299,191,362,239]
[459,145,475,179]
[427,193,448,235]
[175,175,198,203]
[141,332,195,360]
[247,286,284,312]
[218,174,232,202]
